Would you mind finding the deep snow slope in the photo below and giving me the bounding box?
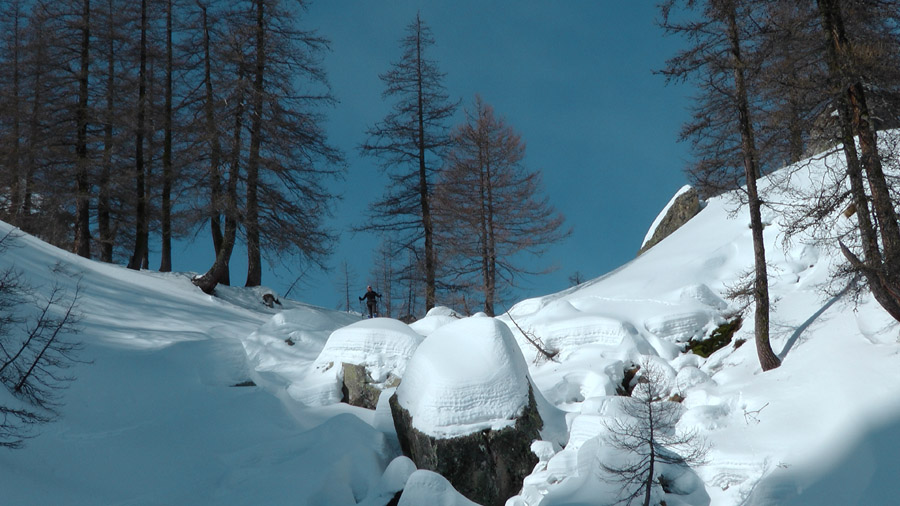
[2,138,900,505]
[502,142,900,505]
[0,224,393,505]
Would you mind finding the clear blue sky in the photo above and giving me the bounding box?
[176,1,693,312]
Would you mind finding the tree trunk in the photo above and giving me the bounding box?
[127,0,149,270]
[725,1,780,371]
[201,3,224,266]
[193,207,237,295]
[244,8,263,287]
[817,0,900,320]
[98,0,115,263]
[845,76,900,273]
[244,0,265,287]
[222,64,246,288]
[415,20,436,311]
[159,0,173,272]
[73,0,92,259]
[7,2,22,224]
[484,157,497,317]
[23,38,45,225]
[194,28,246,294]
[194,94,241,294]
[643,400,655,506]
[479,159,491,315]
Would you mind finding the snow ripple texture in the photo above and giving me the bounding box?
[396,316,532,439]
[314,318,424,382]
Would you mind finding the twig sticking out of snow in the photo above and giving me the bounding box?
[744,402,769,425]
[505,310,559,363]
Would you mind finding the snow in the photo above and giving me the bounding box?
[395,316,532,438]
[409,305,462,336]
[314,317,424,383]
[3,137,900,505]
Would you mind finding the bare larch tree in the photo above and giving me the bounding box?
[602,360,708,506]
[436,96,569,316]
[660,0,781,371]
[360,13,457,312]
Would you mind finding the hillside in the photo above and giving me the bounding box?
[2,141,900,505]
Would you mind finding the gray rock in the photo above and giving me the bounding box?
[341,362,399,410]
[639,187,701,255]
[389,384,543,506]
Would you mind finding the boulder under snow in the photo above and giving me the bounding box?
[311,318,423,408]
[389,316,545,506]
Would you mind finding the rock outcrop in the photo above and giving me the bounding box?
[638,186,701,255]
[341,362,399,409]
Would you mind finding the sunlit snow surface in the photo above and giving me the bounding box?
[397,316,531,437]
[3,137,900,505]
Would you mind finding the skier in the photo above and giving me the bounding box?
[359,285,381,318]
[359,285,382,318]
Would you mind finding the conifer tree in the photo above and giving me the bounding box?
[192,0,341,293]
[760,0,900,322]
[661,0,781,371]
[0,0,27,225]
[127,0,149,270]
[361,13,457,312]
[437,96,569,316]
[816,0,900,321]
[602,360,708,506]
[72,0,91,259]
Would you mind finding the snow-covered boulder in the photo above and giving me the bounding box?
[312,318,423,408]
[315,318,422,381]
[389,316,543,506]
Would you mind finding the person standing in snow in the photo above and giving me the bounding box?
[359,285,382,318]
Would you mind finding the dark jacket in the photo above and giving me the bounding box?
[360,289,381,304]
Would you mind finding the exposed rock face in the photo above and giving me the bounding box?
[341,362,399,410]
[639,187,701,255]
[806,89,900,158]
[389,385,542,506]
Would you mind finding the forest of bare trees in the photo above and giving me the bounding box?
[0,0,343,296]
[661,0,900,371]
[0,3,570,315]
[3,0,900,328]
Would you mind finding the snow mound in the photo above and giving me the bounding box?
[314,318,424,382]
[425,306,462,318]
[409,306,462,336]
[643,310,713,343]
[242,307,357,381]
[544,315,643,349]
[397,470,479,506]
[358,456,417,506]
[396,317,532,438]
[679,283,728,309]
[510,299,656,360]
